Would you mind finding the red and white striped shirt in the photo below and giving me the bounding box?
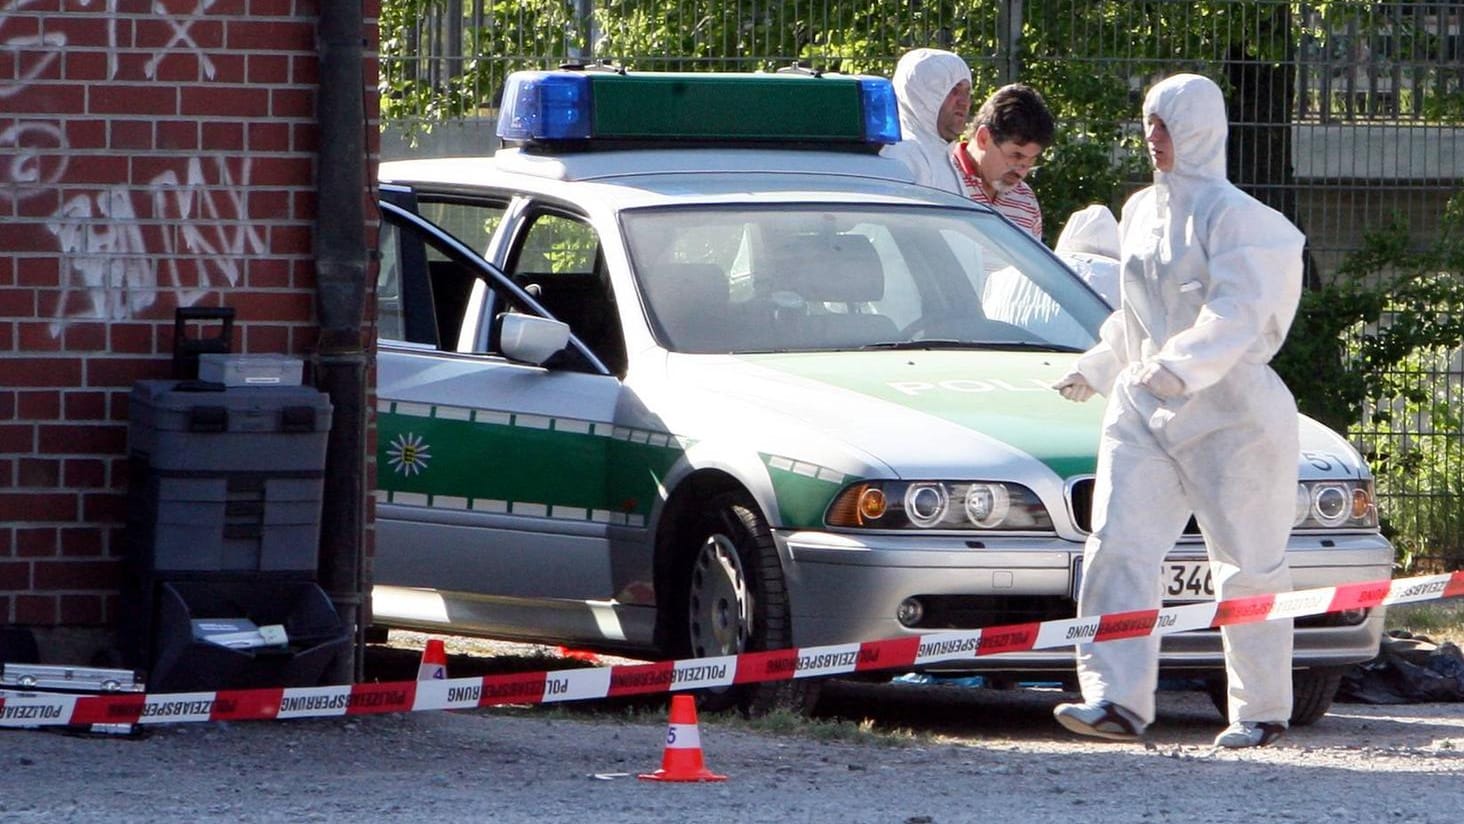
[952,140,1043,240]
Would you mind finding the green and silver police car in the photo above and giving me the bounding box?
[371,68,1391,720]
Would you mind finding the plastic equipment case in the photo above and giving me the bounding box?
[121,378,349,692]
[126,380,332,574]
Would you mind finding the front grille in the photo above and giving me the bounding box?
[1067,477,1200,535]
[1068,477,1095,533]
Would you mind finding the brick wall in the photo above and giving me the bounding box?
[0,2,379,635]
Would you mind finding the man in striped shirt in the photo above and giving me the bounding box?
[952,84,1055,242]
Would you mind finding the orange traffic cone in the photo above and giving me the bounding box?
[638,694,726,782]
[417,638,447,680]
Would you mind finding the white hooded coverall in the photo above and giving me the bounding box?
[1069,73,1305,727]
[881,48,971,194]
[1055,204,1121,308]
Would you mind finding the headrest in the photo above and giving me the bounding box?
[776,234,885,304]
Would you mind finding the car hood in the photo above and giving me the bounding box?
[649,350,1368,484]
[652,350,1102,484]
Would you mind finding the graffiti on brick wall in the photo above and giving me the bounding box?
[2,0,267,336]
[47,158,265,335]
[148,0,219,80]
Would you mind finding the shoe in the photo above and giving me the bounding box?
[1214,721,1287,748]
[1053,700,1145,741]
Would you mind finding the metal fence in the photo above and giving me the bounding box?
[378,0,1464,569]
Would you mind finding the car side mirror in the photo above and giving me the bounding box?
[498,312,570,366]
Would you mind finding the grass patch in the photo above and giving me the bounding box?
[721,708,925,747]
[1385,600,1464,645]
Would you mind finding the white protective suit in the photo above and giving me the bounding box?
[1055,204,1121,308]
[881,49,970,193]
[1068,74,1305,727]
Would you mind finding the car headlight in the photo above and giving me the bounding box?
[827,481,1051,531]
[1292,479,1377,529]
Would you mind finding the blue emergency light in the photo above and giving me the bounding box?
[496,69,902,147]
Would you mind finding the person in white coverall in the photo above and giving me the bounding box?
[1050,73,1305,749]
[1054,204,1121,308]
[881,48,972,193]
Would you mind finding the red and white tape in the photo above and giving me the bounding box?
[3,571,1460,729]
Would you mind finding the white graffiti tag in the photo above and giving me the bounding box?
[47,157,267,334]
[0,121,67,203]
[145,0,219,80]
[3,0,264,334]
[46,190,155,329]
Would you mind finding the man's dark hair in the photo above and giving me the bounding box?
[970,83,1055,147]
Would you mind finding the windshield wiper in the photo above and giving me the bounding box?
[859,339,972,350]
[977,341,1087,353]
[860,339,1084,353]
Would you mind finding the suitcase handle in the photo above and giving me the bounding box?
[173,307,236,379]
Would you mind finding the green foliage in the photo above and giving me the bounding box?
[1368,355,1464,572]
[1277,194,1464,430]
[379,0,578,142]
[1274,194,1464,568]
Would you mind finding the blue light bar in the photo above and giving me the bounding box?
[497,72,592,142]
[496,70,904,147]
[858,78,902,145]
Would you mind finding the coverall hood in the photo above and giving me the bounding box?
[1142,73,1229,182]
[886,48,971,192]
[1056,204,1120,258]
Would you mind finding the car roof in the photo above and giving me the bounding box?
[378,148,990,212]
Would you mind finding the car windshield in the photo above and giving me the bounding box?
[622,204,1111,354]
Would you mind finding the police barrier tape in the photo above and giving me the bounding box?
[2,570,1461,729]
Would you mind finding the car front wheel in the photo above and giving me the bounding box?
[680,490,818,716]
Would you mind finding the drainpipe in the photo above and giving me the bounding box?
[315,0,369,683]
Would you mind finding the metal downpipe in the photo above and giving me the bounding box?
[315,0,369,683]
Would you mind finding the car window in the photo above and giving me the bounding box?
[415,200,505,258]
[378,208,511,352]
[377,223,406,341]
[378,199,614,375]
[508,211,626,375]
[512,213,598,275]
[622,204,1109,354]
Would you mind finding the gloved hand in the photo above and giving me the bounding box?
[1137,362,1185,399]
[1052,371,1096,402]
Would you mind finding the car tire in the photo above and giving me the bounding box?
[679,490,820,717]
[1204,666,1346,727]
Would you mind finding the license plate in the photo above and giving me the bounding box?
[1070,559,1215,601]
[1163,560,1214,600]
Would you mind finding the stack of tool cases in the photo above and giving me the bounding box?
[119,308,349,692]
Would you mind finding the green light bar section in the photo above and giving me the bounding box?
[588,73,866,141]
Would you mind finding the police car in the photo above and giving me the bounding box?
[371,67,1392,719]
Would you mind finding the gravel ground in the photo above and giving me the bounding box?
[4,674,1462,823]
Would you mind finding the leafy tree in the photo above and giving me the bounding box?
[379,0,580,141]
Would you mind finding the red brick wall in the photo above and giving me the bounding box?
[0,2,379,629]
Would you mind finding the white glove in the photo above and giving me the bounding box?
[1137,362,1185,399]
[1052,371,1096,403]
